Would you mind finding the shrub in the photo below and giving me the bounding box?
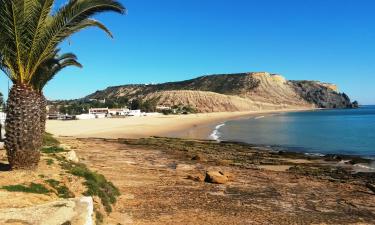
[41,146,67,154]
[45,179,74,199]
[46,158,54,165]
[60,160,120,213]
[43,132,60,146]
[1,183,50,194]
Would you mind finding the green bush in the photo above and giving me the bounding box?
[1,183,50,194]
[41,146,67,154]
[43,132,60,146]
[60,161,120,213]
[45,179,74,199]
[46,158,54,165]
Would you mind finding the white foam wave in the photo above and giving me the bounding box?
[209,123,225,141]
[254,116,265,120]
[353,163,375,171]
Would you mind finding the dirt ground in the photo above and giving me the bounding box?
[59,137,375,225]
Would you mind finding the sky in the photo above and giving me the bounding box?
[0,0,374,104]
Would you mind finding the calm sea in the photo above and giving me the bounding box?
[211,106,375,158]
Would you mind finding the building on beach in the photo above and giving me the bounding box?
[108,108,130,116]
[89,108,109,115]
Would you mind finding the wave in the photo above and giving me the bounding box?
[209,123,225,141]
[353,162,375,172]
[254,116,265,120]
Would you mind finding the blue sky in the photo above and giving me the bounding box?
[1,0,374,104]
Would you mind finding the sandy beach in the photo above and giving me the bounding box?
[46,108,310,139]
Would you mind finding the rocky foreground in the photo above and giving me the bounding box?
[58,137,375,225]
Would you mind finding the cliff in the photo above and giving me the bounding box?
[85,72,356,112]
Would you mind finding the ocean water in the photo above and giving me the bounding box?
[211,106,375,158]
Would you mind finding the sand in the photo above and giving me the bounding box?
[46,108,310,139]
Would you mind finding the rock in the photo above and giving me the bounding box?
[205,170,233,184]
[191,154,206,162]
[176,164,196,171]
[0,197,93,225]
[64,150,79,163]
[352,101,359,108]
[366,183,375,194]
[59,144,71,150]
[186,173,205,182]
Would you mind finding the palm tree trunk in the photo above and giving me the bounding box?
[40,94,47,136]
[5,84,42,169]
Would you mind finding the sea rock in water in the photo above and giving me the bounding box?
[205,170,232,184]
[0,197,93,225]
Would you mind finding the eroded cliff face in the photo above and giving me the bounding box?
[290,80,353,109]
[85,72,355,112]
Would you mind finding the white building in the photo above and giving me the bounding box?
[108,108,130,116]
[156,106,171,110]
[89,108,109,115]
[0,112,6,125]
[76,114,96,120]
[127,110,142,117]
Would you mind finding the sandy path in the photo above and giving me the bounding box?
[46,109,309,139]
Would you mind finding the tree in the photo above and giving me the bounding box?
[0,0,125,169]
[33,51,82,135]
[130,99,142,110]
[0,92,3,109]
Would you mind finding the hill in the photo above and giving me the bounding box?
[84,72,356,113]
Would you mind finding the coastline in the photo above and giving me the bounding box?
[46,108,312,139]
[46,107,375,170]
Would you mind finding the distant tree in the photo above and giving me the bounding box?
[116,96,129,107]
[130,99,143,110]
[0,92,3,109]
[141,99,157,112]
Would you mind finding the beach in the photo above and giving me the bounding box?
[46,108,310,140]
[0,109,366,224]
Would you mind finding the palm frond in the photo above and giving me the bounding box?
[0,0,125,89]
[29,0,125,81]
[31,50,82,91]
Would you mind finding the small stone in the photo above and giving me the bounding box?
[64,150,79,163]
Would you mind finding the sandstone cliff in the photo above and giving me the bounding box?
[85,72,355,112]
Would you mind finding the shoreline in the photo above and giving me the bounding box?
[161,108,316,140]
[46,108,375,170]
[46,108,312,139]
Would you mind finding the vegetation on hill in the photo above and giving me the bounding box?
[82,72,357,113]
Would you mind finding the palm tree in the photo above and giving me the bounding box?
[32,51,83,138]
[0,0,125,169]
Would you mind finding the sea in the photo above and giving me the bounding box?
[210,106,375,160]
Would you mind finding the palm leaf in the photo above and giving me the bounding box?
[0,0,125,89]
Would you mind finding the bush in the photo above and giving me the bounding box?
[1,183,50,194]
[45,179,75,198]
[43,132,60,146]
[60,160,120,213]
[41,146,67,154]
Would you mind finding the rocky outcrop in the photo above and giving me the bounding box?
[0,197,94,225]
[84,72,356,112]
[290,80,355,108]
[204,170,234,184]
